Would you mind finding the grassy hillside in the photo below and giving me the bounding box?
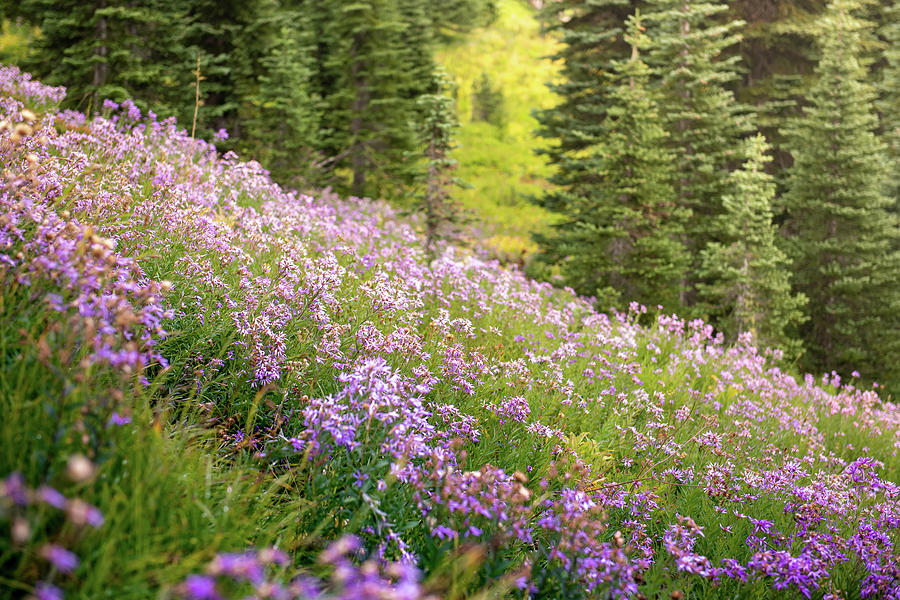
[436,0,558,261]
[1,65,899,600]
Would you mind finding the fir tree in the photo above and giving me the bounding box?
[536,12,689,312]
[879,0,900,205]
[644,0,755,306]
[727,0,826,174]
[235,0,320,187]
[317,0,420,199]
[417,70,466,257]
[398,0,438,103]
[178,0,266,140]
[782,0,900,389]
[426,0,497,39]
[698,135,807,356]
[12,0,193,116]
[535,0,638,215]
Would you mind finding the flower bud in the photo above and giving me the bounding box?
[66,454,95,483]
[11,517,30,544]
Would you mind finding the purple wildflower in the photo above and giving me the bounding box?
[33,582,64,600]
[41,544,79,573]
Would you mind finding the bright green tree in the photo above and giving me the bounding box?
[536,12,689,312]
[471,72,505,129]
[698,135,807,356]
[782,0,900,389]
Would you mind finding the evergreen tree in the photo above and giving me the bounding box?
[535,0,638,215]
[726,0,826,174]
[536,12,689,312]
[644,0,755,306]
[782,0,900,389]
[317,0,421,199]
[417,70,466,256]
[11,0,193,116]
[426,0,497,39]
[879,0,900,205]
[234,0,320,186]
[398,0,438,103]
[698,135,807,356]
[177,0,268,140]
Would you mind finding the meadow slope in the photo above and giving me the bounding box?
[0,65,899,600]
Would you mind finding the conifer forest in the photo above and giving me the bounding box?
[0,1,899,599]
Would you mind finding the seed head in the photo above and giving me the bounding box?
[66,454,95,483]
[11,517,31,544]
[13,123,33,137]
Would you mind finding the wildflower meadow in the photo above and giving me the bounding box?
[0,65,898,599]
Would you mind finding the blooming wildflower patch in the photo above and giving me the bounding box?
[1,65,899,599]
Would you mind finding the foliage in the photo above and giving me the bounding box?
[643,0,755,306]
[8,0,194,116]
[697,135,807,357]
[535,0,636,217]
[535,12,689,313]
[879,0,900,204]
[0,65,899,600]
[781,0,900,389]
[232,0,320,188]
[417,70,466,256]
[435,0,560,261]
[471,71,506,130]
[427,0,498,39]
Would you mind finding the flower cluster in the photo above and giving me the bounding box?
[0,65,66,109]
[1,63,899,599]
[178,537,435,600]
[1,470,104,600]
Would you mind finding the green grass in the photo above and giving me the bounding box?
[436,0,559,260]
[2,52,899,600]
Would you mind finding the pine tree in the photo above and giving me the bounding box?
[727,0,826,174]
[426,0,497,39]
[317,0,421,199]
[535,0,638,215]
[234,0,320,186]
[417,70,466,257]
[698,135,807,356]
[879,0,900,206]
[12,0,193,116]
[177,0,268,140]
[536,11,689,312]
[782,0,900,389]
[398,0,438,103]
[644,0,755,306]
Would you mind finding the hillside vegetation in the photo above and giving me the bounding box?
[1,66,899,600]
[435,0,558,259]
[3,0,899,391]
